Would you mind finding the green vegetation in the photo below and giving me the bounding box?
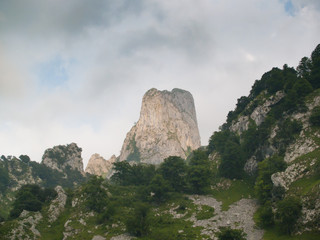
[275,197,302,234]
[126,135,141,162]
[195,205,215,220]
[217,227,247,240]
[211,179,254,211]
[9,184,57,219]
[263,230,320,240]
[310,106,320,126]
[255,155,286,204]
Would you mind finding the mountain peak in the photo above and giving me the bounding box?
[119,88,201,164]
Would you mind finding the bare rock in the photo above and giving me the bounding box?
[48,186,67,223]
[85,154,116,176]
[271,162,308,190]
[250,91,284,126]
[119,88,201,164]
[42,142,84,174]
[188,195,263,240]
[110,234,135,240]
[230,116,250,134]
[9,210,42,240]
[244,157,258,175]
[92,235,106,240]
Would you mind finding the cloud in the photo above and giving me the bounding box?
[0,0,319,167]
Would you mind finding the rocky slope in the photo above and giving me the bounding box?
[85,154,116,177]
[42,143,84,175]
[119,88,201,164]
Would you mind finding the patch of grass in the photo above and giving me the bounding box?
[195,205,215,220]
[263,229,320,240]
[211,179,254,211]
[0,191,15,219]
[289,175,320,196]
[145,212,203,240]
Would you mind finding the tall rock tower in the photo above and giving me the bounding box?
[119,88,201,164]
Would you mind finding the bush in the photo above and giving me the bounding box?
[255,156,286,204]
[0,165,9,193]
[310,106,320,126]
[276,196,302,234]
[126,203,150,237]
[159,156,187,192]
[82,176,109,213]
[256,202,274,228]
[9,184,57,219]
[217,227,247,240]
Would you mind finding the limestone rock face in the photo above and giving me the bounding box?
[42,143,84,175]
[85,154,116,176]
[48,186,67,223]
[119,88,201,164]
[230,91,285,134]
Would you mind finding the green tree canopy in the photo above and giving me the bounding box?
[159,156,187,192]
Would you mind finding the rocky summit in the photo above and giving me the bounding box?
[119,88,201,164]
[42,143,84,175]
[85,154,116,177]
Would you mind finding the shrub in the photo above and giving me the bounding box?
[9,184,57,219]
[126,203,150,237]
[276,196,302,234]
[217,227,247,240]
[310,106,320,126]
[256,202,274,228]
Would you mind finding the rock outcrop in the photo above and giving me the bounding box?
[8,210,43,240]
[85,154,116,176]
[48,186,67,223]
[42,143,84,175]
[119,88,201,164]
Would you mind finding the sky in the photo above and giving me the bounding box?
[1,0,320,168]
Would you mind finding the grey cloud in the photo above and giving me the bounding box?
[0,0,145,39]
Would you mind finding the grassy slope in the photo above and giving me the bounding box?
[210,179,255,211]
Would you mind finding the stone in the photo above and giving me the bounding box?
[85,154,116,176]
[42,143,84,174]
[187,195,263,240]
[92,235,106,240]
[244,157,258,175]
[48,186,67,223]
[9,210,42,240]
[250,91,284,126]
[119,88,201,164]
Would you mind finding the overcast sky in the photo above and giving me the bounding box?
[1,0,320,167]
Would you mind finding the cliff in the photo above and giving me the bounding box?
[119,88,201,164]
[42,143,84,175]
[85,154,116,177]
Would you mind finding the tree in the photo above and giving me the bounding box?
[310,106,320,126]
[111,161,133,185]
[297,56,312,79]
[217,227,247,240]
[188,149,212,194]
[256,201,274,228]
[219,140,245,179]
[255,156,286,204]
[276,197,302,234]
[159,156,187,192]
[19,155,30,164]
[309,44,320,89]
[126,203,150,237]
[9,184,57,219]
[0,165,9,193]
[82,176,109,213]
[149,174,171,203]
